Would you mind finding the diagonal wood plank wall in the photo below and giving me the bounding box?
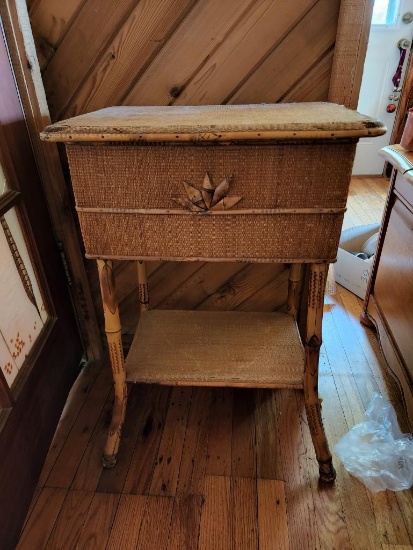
[27,0,369,340]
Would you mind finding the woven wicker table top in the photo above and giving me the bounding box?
[40,103,386,143]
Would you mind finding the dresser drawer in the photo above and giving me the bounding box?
[374,197,413,372]
[395,170,413,207]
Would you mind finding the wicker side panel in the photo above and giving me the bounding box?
[78,211,344,261]
[66,143,356,210]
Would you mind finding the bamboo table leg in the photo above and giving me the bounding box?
[97,259,127,468]
[287,263,301,316]
[137,260,149,312]
[304,262,336,482]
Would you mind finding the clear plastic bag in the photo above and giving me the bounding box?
[334,393,413,492]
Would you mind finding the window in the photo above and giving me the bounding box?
[372,0,401,26]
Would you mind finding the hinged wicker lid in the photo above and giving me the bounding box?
[40,103,385,143]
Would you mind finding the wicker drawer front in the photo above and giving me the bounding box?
[67,143,356,210]
[78,211,344,261]
[67,142,352,261]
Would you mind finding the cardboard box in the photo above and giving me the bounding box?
[334,224,381,299]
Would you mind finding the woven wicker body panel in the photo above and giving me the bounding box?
[79,211,344,261]
[67,142,356,210]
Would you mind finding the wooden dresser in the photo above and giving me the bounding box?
[41,103,384,482]
[362,144,413,429]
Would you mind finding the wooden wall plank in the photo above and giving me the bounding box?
[229,0,340,104]
[157,262,244,310]
[42,0,138,118]
[28,0,85,50]
[124,0,255,106]
[173,0,317,105]
[236,267,289,311]
[55,0,198,120]
[281,48,334,103]
[197,264,282,311]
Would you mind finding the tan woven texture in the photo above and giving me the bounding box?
[125,310,304,387]
[40,103,385,142]
[68,143,355,210]
[67,141,352,261]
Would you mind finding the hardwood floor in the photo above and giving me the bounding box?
[17,177,413,550]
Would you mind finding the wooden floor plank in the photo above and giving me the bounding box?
[296,389,352,550]
[17,487,67,550]
[257,478,289,550]
[71,389,114,492]
[175,387,213,496]
[275,389,321,550]
[254,389,284,480]
[43,361,113,489]
[369,491,412,547]
[232,477,258,550]
[149,386,193,497]
[96,383,153,494]
[45,490,94,550]
[137,496,174,550]
[123,385,171,495]
[106,494,147,550]
[205,387,233,476]
[37,360,105,488]
[231,388,256,478]
[168,494,204,550]
[395,489,413,545]
[198,475,231,550]
[76,493,120,549]
[320,334,383,550]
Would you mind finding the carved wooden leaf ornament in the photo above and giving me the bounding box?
[173,172,241,212]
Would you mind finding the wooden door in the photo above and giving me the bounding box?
[0,20,83,550]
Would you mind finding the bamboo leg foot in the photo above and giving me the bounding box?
[360,310,375,329]
[304,263,336,483]
[97,259,127,469]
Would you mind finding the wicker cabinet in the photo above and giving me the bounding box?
[41,103,384,482]
[363,145,413,428]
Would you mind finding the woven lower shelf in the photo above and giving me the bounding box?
[125,310,304,388]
